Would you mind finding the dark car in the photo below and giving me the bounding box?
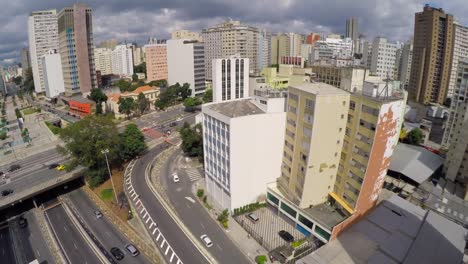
[110,247,124,260]
[7,164,21,172]
[18,216,27,228]
[48,163,59,169]
[1,189,14,197]
[170,122,177,127]
[278,230,294,242]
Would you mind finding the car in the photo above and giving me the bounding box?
[125,244,139,257]
[7,164,20,172]
[94,210,103,219]
[1,189,13,197]
[247,213,259,223]
[172,174,180,183]
[18,216,27,228]
[170,122,177,127]
[48,163,59,169]
[176,117,183,122]
[57,164,65,171]
[278,230,294,242]
[110,247,124,260]
[200,234,213,248]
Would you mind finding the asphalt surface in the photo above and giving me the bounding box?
[131,145,208,264]
[0,225,16,264]
[67,188,150,264]
[45,204,103,264]
[163,149,250,264]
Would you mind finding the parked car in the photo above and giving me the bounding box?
[7,164,20,172]
[94,210,103,219]
[18,216,27,228]
[176,117,183,122]
[1,189,13,197]
[110,247,125,260]
[170,122,177,127]
[172,173,180,183]
[200,234,213,248]
[278,230,294,242]
[247,213,259,223]
[48,163,59,169]
[125,244,139,257]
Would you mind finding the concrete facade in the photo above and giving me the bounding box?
[258,29,271,71]
[447,23,468,98]
[41,49,65,98]
[212,57,249,103]
[111,44,134,76]
[145,43,168,82]
[398,40,413,89]
[28,9,59,93]
[369,37,397,79]
[94,48,113,75]
[171,30,202,42]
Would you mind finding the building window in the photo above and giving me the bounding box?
[280,202,297,218]
[314,225,331,241]
[298,214,313,229]
[267,192,279,205]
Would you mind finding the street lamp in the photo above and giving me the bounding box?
[101,149,119,203]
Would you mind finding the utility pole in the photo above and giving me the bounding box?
[102,149,119,203]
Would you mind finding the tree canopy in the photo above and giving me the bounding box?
[137,92,150,115]
[154,82,191,110]
[118,97,136,118]
[183,97,202,111]
[203,89,213,103]
[134,62,146,76]
[119,123,147,161]
[88,88,108,114]
[403,128,423,145]
[179,122,203,162]
[23,68,34,93]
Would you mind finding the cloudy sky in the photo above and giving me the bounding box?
[1,0,467,65]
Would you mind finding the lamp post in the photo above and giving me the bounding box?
[101,149,118,203]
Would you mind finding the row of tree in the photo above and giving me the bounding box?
[58,115,147,188]
[179,122,204,162]
[154,83,192,110]
[118,93,150,118]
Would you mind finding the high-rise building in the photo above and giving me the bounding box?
[443,60,468,149]
[21,47,31,76]
[41,49,65,98]
[57,4,97,96]
[212,56,249,103]
[258,29,271,70]
[28,9,59,93]
[369,37,397,79]
[447,23,468,99]
[444,63,468,190]
[398,40,413,89]
[408,5,454,105]
[171,30,203,42]
[167,39,205,96]
[346,17,358,41]
[111,44,134,76]
[145,42,168,82]
[202,21,259,80]
[270,33,290,65]
[133,46,144,66]
[288,33,302,57]
[94,48,113,75]
[267,81,406,241]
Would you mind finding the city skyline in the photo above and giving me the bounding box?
[1,0,468,65]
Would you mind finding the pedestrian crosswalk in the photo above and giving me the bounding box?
[184,168,203,182]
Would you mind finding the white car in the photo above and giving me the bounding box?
[200,234,213,248]
[172,174,180,183]
[176,117,183,122]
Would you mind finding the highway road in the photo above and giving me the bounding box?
[67,188,150,264]
[0,224,16,264]
[45,204,103,264]
[130,144,209,264]
[162,149,250,264]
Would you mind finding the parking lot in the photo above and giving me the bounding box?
[236,207,304,250]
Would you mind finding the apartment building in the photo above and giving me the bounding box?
[267,81,406,242]
[145,43,168,82]
[398,40,413,89]
[171,29,202,42]
[310,37,353,65]
[94,48,113,75]
[202,21,259,80]
[41,49,64,98]
[258,29,271,70]
[57,4,97,96]
[368,37,397,79]
[408,5,454,104]
[271,33,290,65]
[28,9,59,93]
[167,39,205,96]
[345,17,358,41]
[212,56,249,103]
[21,48,31,77]
[447,23,468,99]
[310,65,376,92]
[202,97,286,211]
[111,44,134,76]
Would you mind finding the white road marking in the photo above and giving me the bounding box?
[145,216,151,224]
[63,226,68,232]
[73,243,78,249]
[156,232,162,241]
[152,228,158,235]
[184,197,195,203]
[177,260,183,264]
[132,195,138,201]
[140,207,146,214]
[149,222,155,229]
[160,240,165,248]
[135,199,141,205]
[170,251,176,262]
[165,246,170,255]
[36,249,41,257]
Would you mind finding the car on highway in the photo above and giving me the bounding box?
[200,234,213,248]
[172,173,180,183]
[48,163,59,169]
[94,210,103,219]
[7,164,21,172]
[110,247,125,260]
[1,189,14,196]
[18,216,27,228]
[57,164,65,171]
[278,230,294,242]
[125,244,140,257]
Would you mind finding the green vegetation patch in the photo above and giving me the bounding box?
[100,188,114,201]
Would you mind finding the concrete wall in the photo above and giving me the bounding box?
[167,39,195,93]
[42,52,65,98]
[212,57,250,102]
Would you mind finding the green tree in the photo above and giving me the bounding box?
[88,88,108,114]
[147,79,167,87]
[132,73,138,82]
[119,123,147,160]
[183,97,202,112]
[179,122,203,161]
[134,62,146,77]
[403,128,423,145]
[137,92,149,116]
[178,83,191,99]
[13,76,22,85]
[114,79,132,92]
[203,89,213,103]
[23,68,34,93]
[118,97,136,118]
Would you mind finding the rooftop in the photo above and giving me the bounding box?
[389,143,444,184]
[298,195,466,264]
[290,82,350,96]
[303,203,349,230]
[206,99,265,118]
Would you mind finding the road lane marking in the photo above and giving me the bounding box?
[63,226,68,232]
[73,243,78,249]
[132,195,138,201]
[140,207,146,214]
[152,228,158,235]
[145,216,151,224]
[160,240,165,248]
[165,245,170,255]
[135,199,141,205]
[143,211,148,218]
[36,249,41,257]
[184,197,195,203]
[156,232,162,241]
[200,223,205,229]
[149,222,155,229]
[170,251,176,262]
[177,260,183,264]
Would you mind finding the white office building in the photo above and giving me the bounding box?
[167,39,206,96]
[28,10,59,94]
[112,44,134,76]
[368,37,397,79]
[398,40,413,89]
[258,29,271,70]
[94,48,113,75]
[447,23,468,99]
[41,49,64,98]
[202,97,286,211]
[212,57,249,103]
